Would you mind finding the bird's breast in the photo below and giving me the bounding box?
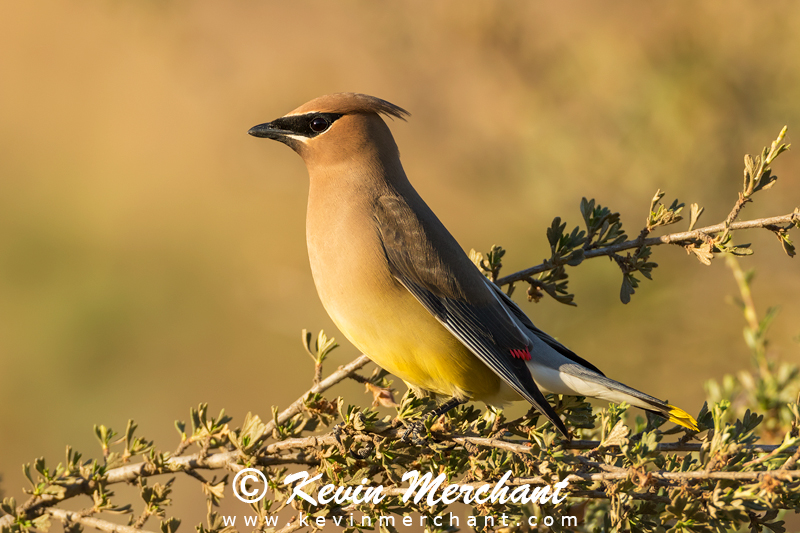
[304,189,510,403]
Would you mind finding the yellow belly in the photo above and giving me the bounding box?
[322,276,514,403]
[305,196,517,404]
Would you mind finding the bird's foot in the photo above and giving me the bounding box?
[331,420,376,458]
[330,422,348,454]
[462,439,481,456]
[350,441,375,459]
[399,397,467,446]
[400,420,429,446]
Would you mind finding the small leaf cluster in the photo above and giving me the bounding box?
[742,127,789,198]
[470,245,506,283]
[5,325,800,533]
[487,127,795,306]
[534,198,628,305]
[1,420,180,533]
[303,329,339,385]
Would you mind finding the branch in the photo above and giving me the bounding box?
[496,212,799,286]
[46,509,157,533]
[373,470,800,496]
[4,423,790,529]
[6,379,797,531]
[1,358,371,530]
[263,354,371,436]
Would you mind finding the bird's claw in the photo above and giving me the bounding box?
[332,421,376,458]
[331,422,348,454]
[350,442,375,459]
[400,420,429,446]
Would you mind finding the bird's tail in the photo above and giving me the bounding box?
[663,403,699,431]
[555,366,699,431]
[598,383,699,431]
[598,380,699,431]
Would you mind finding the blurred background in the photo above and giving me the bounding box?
[1,0,799,525]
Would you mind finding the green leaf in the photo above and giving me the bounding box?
[31,514,51,532]
[161,518,181,533]
[688,203,704,231]
[174,420,186,439]
[620,273,637,304]
[302,329,338,364]
[778,232,795,257]
[238,412,268,453]
[1,497,17,516]
[547,217,566,248]
[565,248,585,267]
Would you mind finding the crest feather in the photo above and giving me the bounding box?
[287,93,410,121]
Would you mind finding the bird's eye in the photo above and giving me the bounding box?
[310,116,330,133]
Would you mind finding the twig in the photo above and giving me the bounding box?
[727,257,760,334]
[569,490,669,503]
[377,469,800,493]
[780,447,800,472]
[5,404,796,531]
[3,423,797,529]
[274,504,359,533]
[724,192,751,233]
[741,441,794,469]
[254,430,799,457]
[453,435,796,455]
[4,346,797,531]
[496,212,799,286]
[313,363,323,386]
[47,509,158,533]
[0,357,372,529]
[263,355,372,436]
[131,508,152,530]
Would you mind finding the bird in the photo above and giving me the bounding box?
[248,93,698,438]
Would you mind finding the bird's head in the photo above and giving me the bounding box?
[248,93,409,169]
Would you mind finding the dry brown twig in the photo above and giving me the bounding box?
[3,346,798,532]
[46,509,158,533]
[4,405,796,530]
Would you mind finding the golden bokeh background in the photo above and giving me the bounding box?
[1,0,799,524]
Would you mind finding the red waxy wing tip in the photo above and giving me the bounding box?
[510,347,532,361]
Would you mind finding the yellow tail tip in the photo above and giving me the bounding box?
[666,404,699,431]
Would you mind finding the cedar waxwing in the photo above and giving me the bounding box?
[248,93,698,437]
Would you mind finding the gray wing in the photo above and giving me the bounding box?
[374,196,569,436]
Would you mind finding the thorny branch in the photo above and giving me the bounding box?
[46,509,158,533]
[264,355,371,437]
[488,127,796,306]
[0,358,368,532]
[495,212,799,287]
[3,355,799,533]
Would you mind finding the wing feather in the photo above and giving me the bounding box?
[374,196,568,436]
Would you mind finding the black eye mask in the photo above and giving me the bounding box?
[270,113,344,138]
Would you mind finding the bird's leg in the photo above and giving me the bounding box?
[401,397,466,443]
[330,422,348,454]
[429,397,467,419]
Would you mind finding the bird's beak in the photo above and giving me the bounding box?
[248,121,294,141]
